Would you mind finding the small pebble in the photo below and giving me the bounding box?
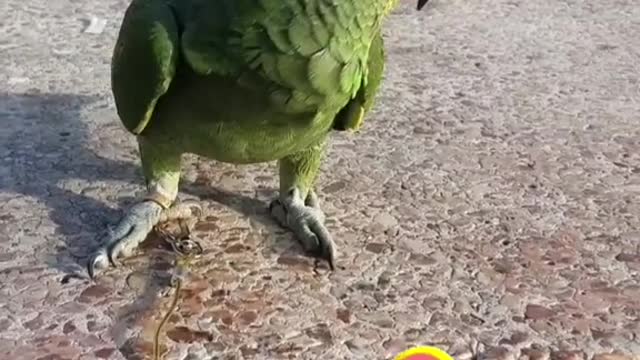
[84,16,107,34]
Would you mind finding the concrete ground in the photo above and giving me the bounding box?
[1,0,639,359]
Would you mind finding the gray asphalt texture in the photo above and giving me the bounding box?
[1,0,639,359]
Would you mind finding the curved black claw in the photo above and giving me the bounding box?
[87,248,110,279]
[269,196,337,271]
[87,237,126,279]
[321,248,335,271]
[306,218,336,271]
[86,201,164,279]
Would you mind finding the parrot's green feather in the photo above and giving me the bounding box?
[308,49,342,96]
[289,17,323,56]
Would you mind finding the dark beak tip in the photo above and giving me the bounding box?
[417,0,429,10]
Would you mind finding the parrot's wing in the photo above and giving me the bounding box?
[111,0,180,135]
[180,0,381,114]
[332,31,385,131]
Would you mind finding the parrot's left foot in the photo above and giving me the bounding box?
[269,188,336,270]
[87,199,202,279]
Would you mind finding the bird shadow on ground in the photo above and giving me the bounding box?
[1,92,126,276]
[0,91,297,281]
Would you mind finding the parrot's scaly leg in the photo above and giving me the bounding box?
[269,140,336,270]
[87,139,201,278]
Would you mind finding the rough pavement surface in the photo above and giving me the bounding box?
[1,0,640,359]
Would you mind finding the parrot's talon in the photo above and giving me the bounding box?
[324,252,335,271]
[107,252,119,268]
[87,200,202,279]
[87,249,110,279]
[269,189,337,270]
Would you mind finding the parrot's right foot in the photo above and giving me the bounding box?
[269,188,336,270]
[87,199,202,279]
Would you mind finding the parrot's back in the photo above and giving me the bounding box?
[175,0,389,114]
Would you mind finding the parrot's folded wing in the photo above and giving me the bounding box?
[333,31,385,131]
[111,0,179,135]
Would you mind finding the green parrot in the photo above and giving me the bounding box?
[88,0,429,278]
